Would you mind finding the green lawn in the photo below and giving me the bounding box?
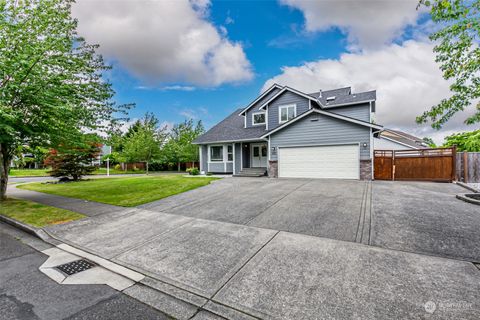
[9,169,49,177]
[9,168,147,177]
[18,175,219,207]
[0,198,85,228]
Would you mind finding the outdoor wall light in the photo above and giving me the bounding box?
[362,143,368,148]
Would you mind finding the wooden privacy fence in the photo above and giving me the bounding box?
[374,147,456,182]
[456,152,480,183]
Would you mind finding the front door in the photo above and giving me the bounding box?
[251,143,268,167]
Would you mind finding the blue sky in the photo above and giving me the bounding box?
[107,1,347,129]
[73,0,475,143]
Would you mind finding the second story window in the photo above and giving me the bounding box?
[279,104,296,123]
[252,112,266,125]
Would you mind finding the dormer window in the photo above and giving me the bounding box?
[279,104,296,123]
[252,112,266,125]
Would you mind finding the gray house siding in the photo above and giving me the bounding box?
[234,143,241,174]
[269,113,371,161]
[329,103,370,122]
[267,91,310,130]
[200,145,208,172]
[245,87,281,127]
[208,162,224,172]
[226,162,233,172]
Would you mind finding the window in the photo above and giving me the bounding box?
[279,105,296,123]
[210,146,223,161]
[252,112,266,125]
[227,145,233,161]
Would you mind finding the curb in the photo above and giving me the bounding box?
[456,194,480,206]
[455,181,479,193]
[0,214,42,238]
[0,214,60,244]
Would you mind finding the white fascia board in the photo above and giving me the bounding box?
[259,86,323,111]
[193,138,268,145]
[238,84,282,116]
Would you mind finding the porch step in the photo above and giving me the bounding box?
[234,167,267,177]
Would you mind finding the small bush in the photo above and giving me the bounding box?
[114,164,122,170]
[186,167,200,175]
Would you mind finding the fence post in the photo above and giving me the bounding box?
[392,150,395,181]
[463,151,468,183]
[451,146,456,182]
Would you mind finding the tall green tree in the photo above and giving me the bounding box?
[416,0,480,128]
[0,0,130,199]
[122,113,168,174]
[164,119,204,171]
[442,130,480,151]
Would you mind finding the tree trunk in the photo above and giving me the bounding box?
[146,161,149,175]
[177,162,180,172]
[0,144,11,200]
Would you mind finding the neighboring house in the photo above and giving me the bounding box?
[374,129,428,150]
[193,84,382,180]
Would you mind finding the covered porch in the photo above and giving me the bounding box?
[199,141,268,176]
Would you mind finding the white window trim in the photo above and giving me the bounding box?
[227,144,234,162]
[278,104,297,124]
[208,145,224,162]
[252,111,266,126]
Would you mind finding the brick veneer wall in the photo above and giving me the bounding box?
[360,160,372,180]
[268,161,278,178]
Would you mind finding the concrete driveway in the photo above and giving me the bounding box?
[141,177,480,262]
[140,178,371,243]
[371,181,480,262]
[42,177,480,319]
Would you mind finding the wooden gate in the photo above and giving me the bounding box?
[374,147,456,182]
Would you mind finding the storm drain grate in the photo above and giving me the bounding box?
[55,259,96,276]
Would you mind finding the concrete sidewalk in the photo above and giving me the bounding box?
[7,186,124,217]
[44,207,480,319]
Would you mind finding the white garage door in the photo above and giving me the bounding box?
[278,145,360,179]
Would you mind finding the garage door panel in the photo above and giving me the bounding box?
[279,145,359,179]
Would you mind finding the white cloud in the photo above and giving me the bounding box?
[179,107,209,119]
[264,40,476,144]
[161,85,196,92]
[279,0,423,50]
[72,0,253,86]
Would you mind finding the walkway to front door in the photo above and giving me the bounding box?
[251,143,267,167]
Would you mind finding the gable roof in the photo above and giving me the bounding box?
[193,109,267,144]
[238,83,282,116]
[261,108,383,138]
[377,129,428,149]
[258,85,375,110]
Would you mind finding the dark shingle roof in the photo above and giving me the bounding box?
[194,84,378,144]
[193,109,266,144]
[308,88,376,108]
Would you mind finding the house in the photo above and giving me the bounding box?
[193,84,383,180]
[374,129,428,150]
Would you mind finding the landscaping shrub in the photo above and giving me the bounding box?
[186,167,200,175]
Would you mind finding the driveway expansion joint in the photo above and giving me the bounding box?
[244,179,314,226]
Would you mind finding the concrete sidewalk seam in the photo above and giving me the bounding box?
[354,180,368,243]
[109,216,195,260]
[205,231,280,307]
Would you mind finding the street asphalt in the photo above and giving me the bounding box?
[0,222,170,320]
